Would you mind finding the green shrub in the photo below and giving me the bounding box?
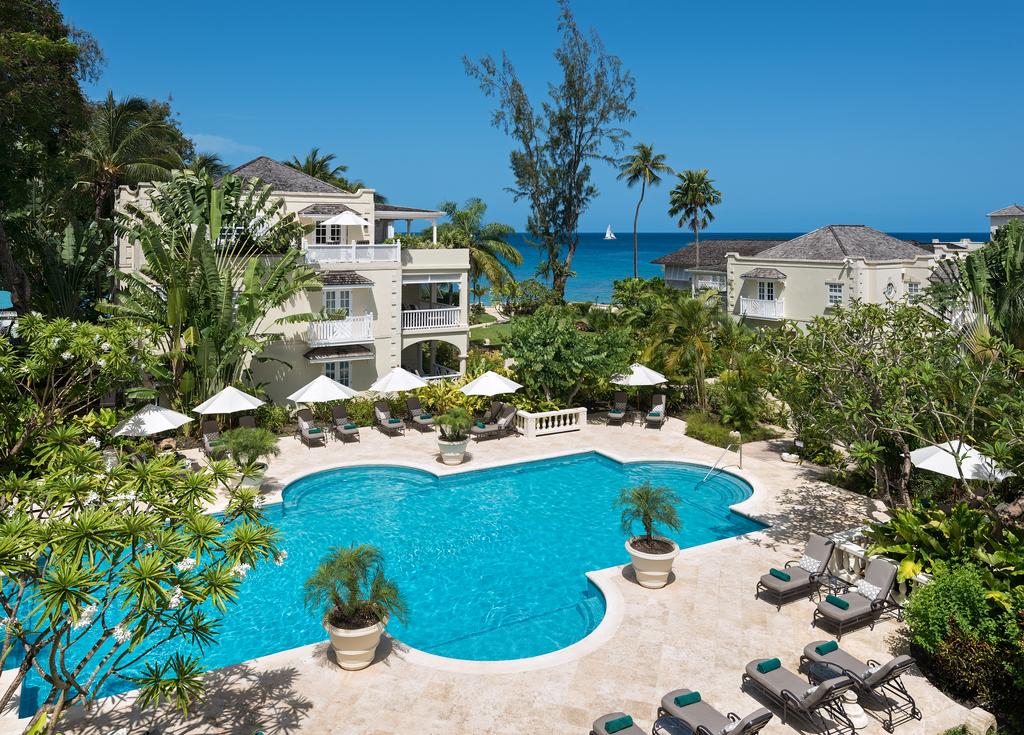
[904,565,1002,653]
[311,396,407,426]
[684,412,778,447]
[255,403,290,433]
[219,427,281,467]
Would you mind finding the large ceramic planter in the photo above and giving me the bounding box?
[239,462,268,489]
[438,438,470,465]
[324,618,386,670]
[625,536,680,589]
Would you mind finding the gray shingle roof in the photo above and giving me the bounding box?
[228,157,342,194]
[755,225,927,261]
[740,267,787,280]
[298,203,359,216]
[319,271,374,287]
[303,345,374,362]
[375,204,439,214]
[989,204,1024,217]
[652,239,782,273]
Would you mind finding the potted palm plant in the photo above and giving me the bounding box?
[303,544,407,670]
[614,481,682,589]
[219,426,280,487]
[436,407,472,465]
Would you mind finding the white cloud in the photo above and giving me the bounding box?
[188,133,260,158]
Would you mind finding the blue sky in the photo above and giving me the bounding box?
[63,0,1021,234]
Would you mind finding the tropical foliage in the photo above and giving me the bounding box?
[644,290,722,411]
[615,482,681,541]
[465,0,636,300]
[286,147,371,196]
[304,545,407,629]
[436,198,520,305]
[668,169,722,271]
[104,172,319,409]
[436,407,473,442]
[618,143,672,278]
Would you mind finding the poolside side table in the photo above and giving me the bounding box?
[806,661,869,730]
[652,715,693,735]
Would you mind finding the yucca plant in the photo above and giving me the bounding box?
[304,545,407,629]
[614,481,682,552]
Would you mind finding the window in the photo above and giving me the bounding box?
[323,288,351,315]
[315,223,328,244]
[757,280,775,301]
[330,224,342,243]
[907,282,921,302]
[323,361,350,386]
[827,282,843,306]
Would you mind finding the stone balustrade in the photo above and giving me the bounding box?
[827,526,931,605]
[515,407,587,438]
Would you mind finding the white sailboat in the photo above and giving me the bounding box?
[604,225,616,240]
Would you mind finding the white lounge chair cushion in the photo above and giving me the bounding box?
[855,579,881,600]
[798,555,820,573]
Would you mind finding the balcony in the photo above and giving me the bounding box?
[306,315,374,347]
[402,307,464,332]
[304,242,400,265]
[739,297,785,320]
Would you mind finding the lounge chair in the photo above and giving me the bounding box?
[201,420,225,458]
[742,657,857,734]
[485,400,503,423]
[812,558,899,638]
[374,401,405,436]
[331,405,360,441]
[646,394,667,429]
[659,689,772,735]
[295,408,327,448]
[801,640,922,731]
[755,533,837,610]
[237,415,256,429]
[590,712,645,735]
[406,397,435,432]
[470,404,517,440]
[608,391,628,425]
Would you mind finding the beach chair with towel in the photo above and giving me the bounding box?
[295,408,327,448]
[374,401,405,436]
[470,404,518,441]
[590,712,645,735]
[658,688,772,735]
[407,396,435,432]
[646,394,667,429]
[743,657,857,734]
[812,558,899,638]
[331,405,360,442]
[755,533,836,610]
[608,391,628,425]
[201,420,225,458]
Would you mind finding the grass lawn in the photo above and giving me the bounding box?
[470,320,512,347]
[472,311,497,325]
[682,411,780,447]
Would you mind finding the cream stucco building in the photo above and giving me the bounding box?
[653,224,985,327]
[116,157,470,403]
[988,204,1024,236]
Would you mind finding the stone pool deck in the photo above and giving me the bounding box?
[53,417,972,735]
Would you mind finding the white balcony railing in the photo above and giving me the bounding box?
[739,297,785,320]
[421,365,461,382]
[515,407,587,438]
[304,242,400,264]
[401,307,464,331]
[306,315,374,347]
[695,279,726,291]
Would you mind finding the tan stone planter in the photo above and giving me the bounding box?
[324,618,386,670]
[438,438,470,465]
[625,537,679,589]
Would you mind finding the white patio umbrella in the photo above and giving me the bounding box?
[910,441,1014,482]
[287,375,359,403]
[369,367,428,394]
[193,386,265,415]
[611,363,667,412]
[322,211,370,228]
[113,404,193,437]
[459,370,523,397]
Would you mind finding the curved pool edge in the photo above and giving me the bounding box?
[389,566,624,675]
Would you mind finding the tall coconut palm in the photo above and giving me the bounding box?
[668,169,722,275]
[618,143,673,278]
[645,290,721,411]
[437,199,521,306]
[287,147,348,183]
[76,92,183,224]
[186,152,229,178]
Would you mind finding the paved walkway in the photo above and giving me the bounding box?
[54,417,969,735]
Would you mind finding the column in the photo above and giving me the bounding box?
[432,222,437,244]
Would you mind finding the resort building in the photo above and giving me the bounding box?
[653,224,985,326]
[116,156,470,402]
[989,203,1024,236]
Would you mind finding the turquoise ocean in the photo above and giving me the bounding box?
[507,231,989,303]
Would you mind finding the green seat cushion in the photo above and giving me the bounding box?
[648,411,662,418]
[475,421,486,428]
[815,640,839,655]
[388,418,401,424]
[604,715,634,734]
[420,413,432,419]
[673,691,701,708]
[769,567,791,582]
[306,427,322,434]
[825,594,849,610]
[756,658,781,674]
[609,408,624,414]
[343,423,358,430]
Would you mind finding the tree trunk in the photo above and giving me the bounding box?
[632,183,645,280]
[0,218,31,312]
[693,225,700,271]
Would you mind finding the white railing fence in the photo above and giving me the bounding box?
[304,242,400,264]
[306,315,374,347]
[515,407,587,438]
[827,526,931,606]
[739,297,785,320]
[402,307,463,331]
[421,365,461,382]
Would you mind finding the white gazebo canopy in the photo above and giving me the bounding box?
[113,404,193,437]
[287,375,359,403]
[193,386,265,415]
[322,211,370,228]
[459,371,523,397]
[910,441,1014,482]
[611,363,667,387]
[369,367,428,393]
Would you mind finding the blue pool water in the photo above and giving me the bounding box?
[18,452,761,710]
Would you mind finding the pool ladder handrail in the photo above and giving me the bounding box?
[700,443,738,483]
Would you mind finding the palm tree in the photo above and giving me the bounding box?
[303,544,408,628]
[618,144,673,278]
[76,92,183,224]
[668,169,722,275]
[287,147,347,182]
[437,199,521,305]
[614,481,681,542]
[186,152,229,178]
[645,290,721,411]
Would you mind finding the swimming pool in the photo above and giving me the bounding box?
[18,452,761,710]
